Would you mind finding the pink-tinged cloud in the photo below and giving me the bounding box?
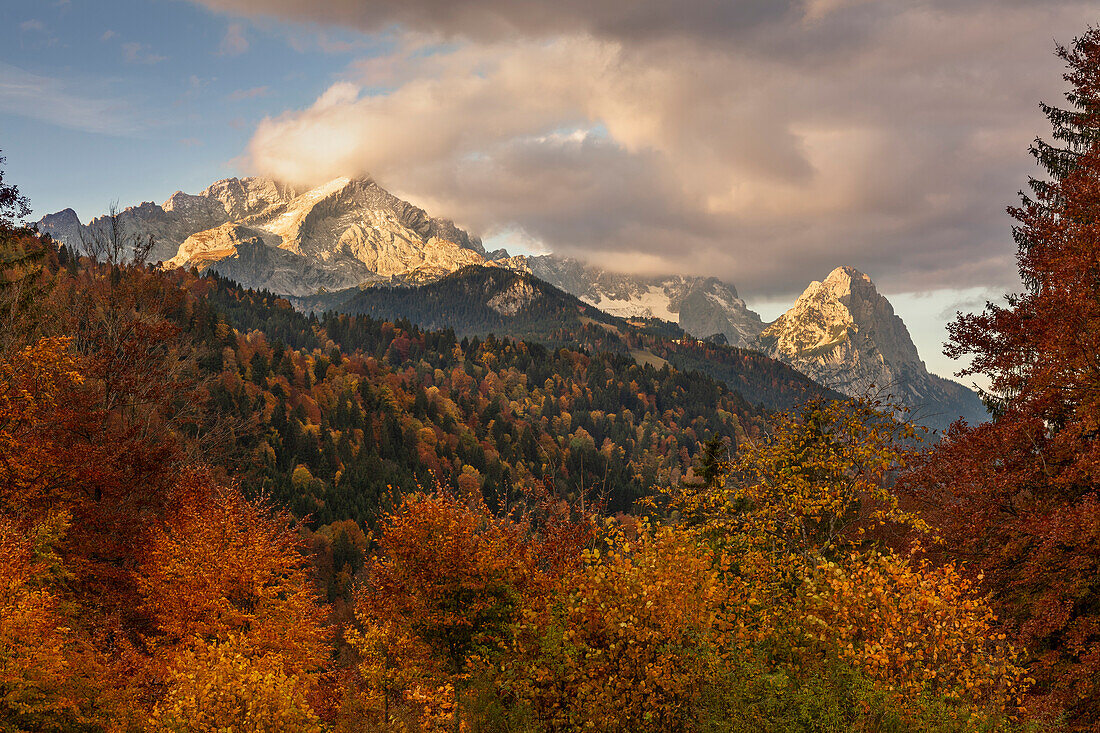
[200,0,1097,297]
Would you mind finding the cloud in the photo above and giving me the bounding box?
[122,42,167,64]
[218,22,249,55]
[0,62,136,135]
[191,0,790,45]
[100,29,117,41]
[802,0,878,22]
[189,0,1090,49]
[227,85,271,101]
[212,0,1097,297]
[19,19,45,32]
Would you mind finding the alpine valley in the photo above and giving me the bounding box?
[12,12,1100,730]
[38,175,985,429]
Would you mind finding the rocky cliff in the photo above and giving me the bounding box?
[38,176,488,296]
[758,266,985,427]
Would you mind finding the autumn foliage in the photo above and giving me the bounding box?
[0,235,332,728]
[0,207,1040,733]
[7,27,1100,728]
[351,489,539,731]
[660,399,1027,731]
[907,26,1100,729]
[504,521,731,731]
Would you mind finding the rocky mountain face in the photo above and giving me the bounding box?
[758,266,985,427]
[38,176,982,427]
[511,255,766,348]
[37,179,767,343]
[38,176,489,296]
[37,208,85,248]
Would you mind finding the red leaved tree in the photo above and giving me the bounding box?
[908,27,1100,728]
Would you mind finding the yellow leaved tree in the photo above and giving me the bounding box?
[667,398,1029,729]
[151,634,325,733]
[138,472,331,731]
[504,519,734,732]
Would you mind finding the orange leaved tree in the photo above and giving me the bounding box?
[353,489,538,732]
[505,519,733,732]
[138,471,330,729]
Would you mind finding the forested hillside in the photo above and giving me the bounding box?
[293,266,620,341]
[628,331,843,410]
[294,264,840,414]
[184,270,765,526]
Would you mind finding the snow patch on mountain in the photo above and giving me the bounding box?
[508,255,765,347]
[586,286,680,322]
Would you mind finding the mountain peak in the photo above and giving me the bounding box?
[39,207,80,223]
[799,266,878,304]
[823,265,871,287]
[36,173,486,292]
[37,208,85,249]
[763,267,920,370]
[757,267,984,428]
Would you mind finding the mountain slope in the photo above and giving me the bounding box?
[300,267,842,413]
[758,266,985,428]
[636,336,843,411]
[518,255,766,347]
[295,265,624,343]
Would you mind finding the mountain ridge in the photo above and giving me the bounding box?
[36,176,490,295]
[516,255,766,349]
[37,175,985,428]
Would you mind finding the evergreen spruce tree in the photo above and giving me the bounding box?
[1019,28,1100,278]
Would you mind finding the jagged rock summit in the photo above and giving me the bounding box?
[758,266,985,426]
[760,267,921,386]
[37,179,769,343]
[38,176,490,296]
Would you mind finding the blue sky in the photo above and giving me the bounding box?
[1,0,385,220]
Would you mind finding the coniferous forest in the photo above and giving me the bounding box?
[3,23,1100,733]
